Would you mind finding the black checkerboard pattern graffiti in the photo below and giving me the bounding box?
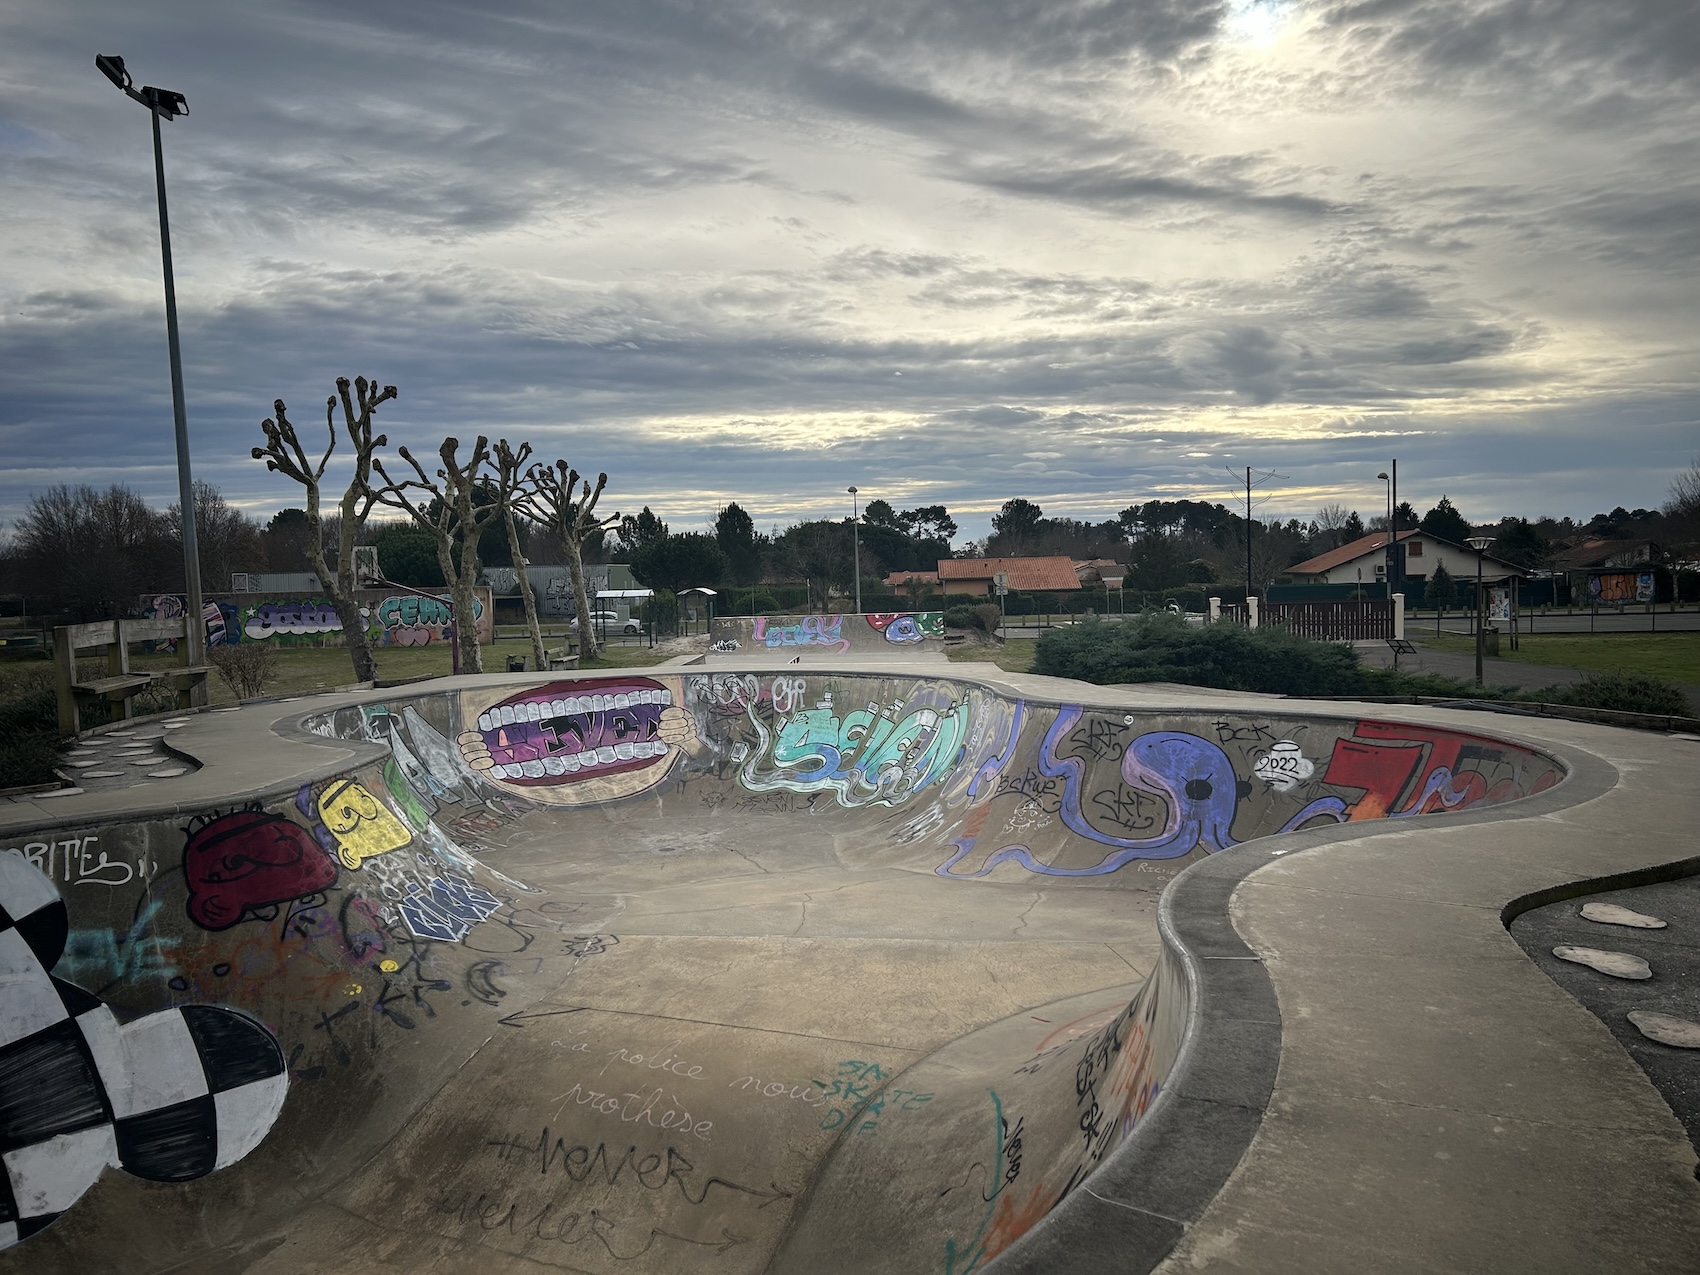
[0,850,288,1250]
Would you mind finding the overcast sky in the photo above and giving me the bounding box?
[2,0,1694,542]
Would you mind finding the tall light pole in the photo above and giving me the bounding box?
[95,55,206,695]
[1377,470,1392,597]
[1466,535,1495,685]
[847,486,862,614]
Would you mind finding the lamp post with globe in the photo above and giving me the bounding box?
[1466,535,1496,685]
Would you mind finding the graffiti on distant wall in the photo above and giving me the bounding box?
[0,852,288,1248]
[752,614,850,653]
[1588,571,1655,604]
[715,612,948,655]
[149,591,489,647]
[865,612,946,644]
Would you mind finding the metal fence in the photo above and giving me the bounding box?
[1263,598,1394,641]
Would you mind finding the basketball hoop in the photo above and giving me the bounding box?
[351,546,381,588]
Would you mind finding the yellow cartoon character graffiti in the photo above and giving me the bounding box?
[317,778,412,869]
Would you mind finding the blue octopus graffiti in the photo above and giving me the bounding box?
[935,706,1562,878]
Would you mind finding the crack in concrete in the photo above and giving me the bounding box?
[1011,891,1045,937]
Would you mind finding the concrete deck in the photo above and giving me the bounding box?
[1,659,1695,1273]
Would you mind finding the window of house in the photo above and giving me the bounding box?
[1407,541,1423,557]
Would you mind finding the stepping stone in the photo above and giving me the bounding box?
[66,761,101,769]
[147,767,188,778]
[81,770,124,778]
[1581,902,1666,929]
[129,758,162,766]
[1553,946,1652,979]
[104,729,136,737]
[162,723,189,729]
[1628,1011,1700,1049]
[37,787,84,797]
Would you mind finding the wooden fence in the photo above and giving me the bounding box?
[1262,598,1396,641]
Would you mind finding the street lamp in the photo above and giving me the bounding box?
[95,54,206,699]
[848,486,862,614]
[1466,535,1495,685]
[1377,470,1392,596]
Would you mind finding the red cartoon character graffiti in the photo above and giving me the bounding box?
[183,808,339,930]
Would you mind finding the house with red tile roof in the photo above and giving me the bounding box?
[886,555,1083,597]
[1286,530,1522,587]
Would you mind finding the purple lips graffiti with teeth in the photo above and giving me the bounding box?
[457,676,696,805]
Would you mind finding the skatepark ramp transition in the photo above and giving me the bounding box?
[0,668,1563,1273]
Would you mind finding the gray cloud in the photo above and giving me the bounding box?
[0,0,1693,542]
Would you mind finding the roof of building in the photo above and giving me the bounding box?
[1287,529,1523,578]
[936,556,1083,591]
[1549,539,1659,571]
[884,570,939,586]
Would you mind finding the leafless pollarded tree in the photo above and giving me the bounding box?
[252,377,397,682]
[517,461,619,660]
[374,436,499,674]
[493,439,547,672]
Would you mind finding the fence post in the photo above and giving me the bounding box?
[1393,594,1405,641]
[52,625,80,736]
[1208,597,1220,624]
[1247,596,1259,630]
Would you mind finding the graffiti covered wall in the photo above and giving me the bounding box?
[0,670,1564,1268]
[709,612,947,656]
[147,588,494,648]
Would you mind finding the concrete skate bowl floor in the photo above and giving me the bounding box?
[0,670,1566,1275]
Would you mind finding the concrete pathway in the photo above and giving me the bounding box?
[1355,639,1588,692]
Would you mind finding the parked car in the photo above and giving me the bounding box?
[585,610,642,635]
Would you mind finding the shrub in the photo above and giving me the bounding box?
[1034,613,1373,696]
[1536,672,1692,717]
[210,642,279,700]
[0,668,64,789]
[974,604,1003,634]
[942,605,985,632]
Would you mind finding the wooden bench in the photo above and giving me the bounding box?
[54,617,210,735]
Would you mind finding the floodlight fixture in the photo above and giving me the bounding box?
[93,53,205,699]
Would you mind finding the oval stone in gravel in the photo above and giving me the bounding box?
[147,767,188,778]
[1628,1011,1700,1048]
[80,770,125,778]
[1582,902,1666,928]
[1553,946,1652,979]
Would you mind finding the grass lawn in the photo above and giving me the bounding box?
[947,638,1039,674]
[1414,632,1700,684]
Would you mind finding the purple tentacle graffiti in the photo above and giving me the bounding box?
[938,707,1348,878]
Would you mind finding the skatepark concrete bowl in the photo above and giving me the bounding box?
[2,660,1697,1274]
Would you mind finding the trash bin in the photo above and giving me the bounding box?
[506,655,526,673]
[1483,626,1500,657]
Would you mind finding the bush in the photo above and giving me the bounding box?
[1536,672,1692,717]
[0,668,65,789]
[210,642,279,699]
[942,605,985,632]
[1034,613,1377,696]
